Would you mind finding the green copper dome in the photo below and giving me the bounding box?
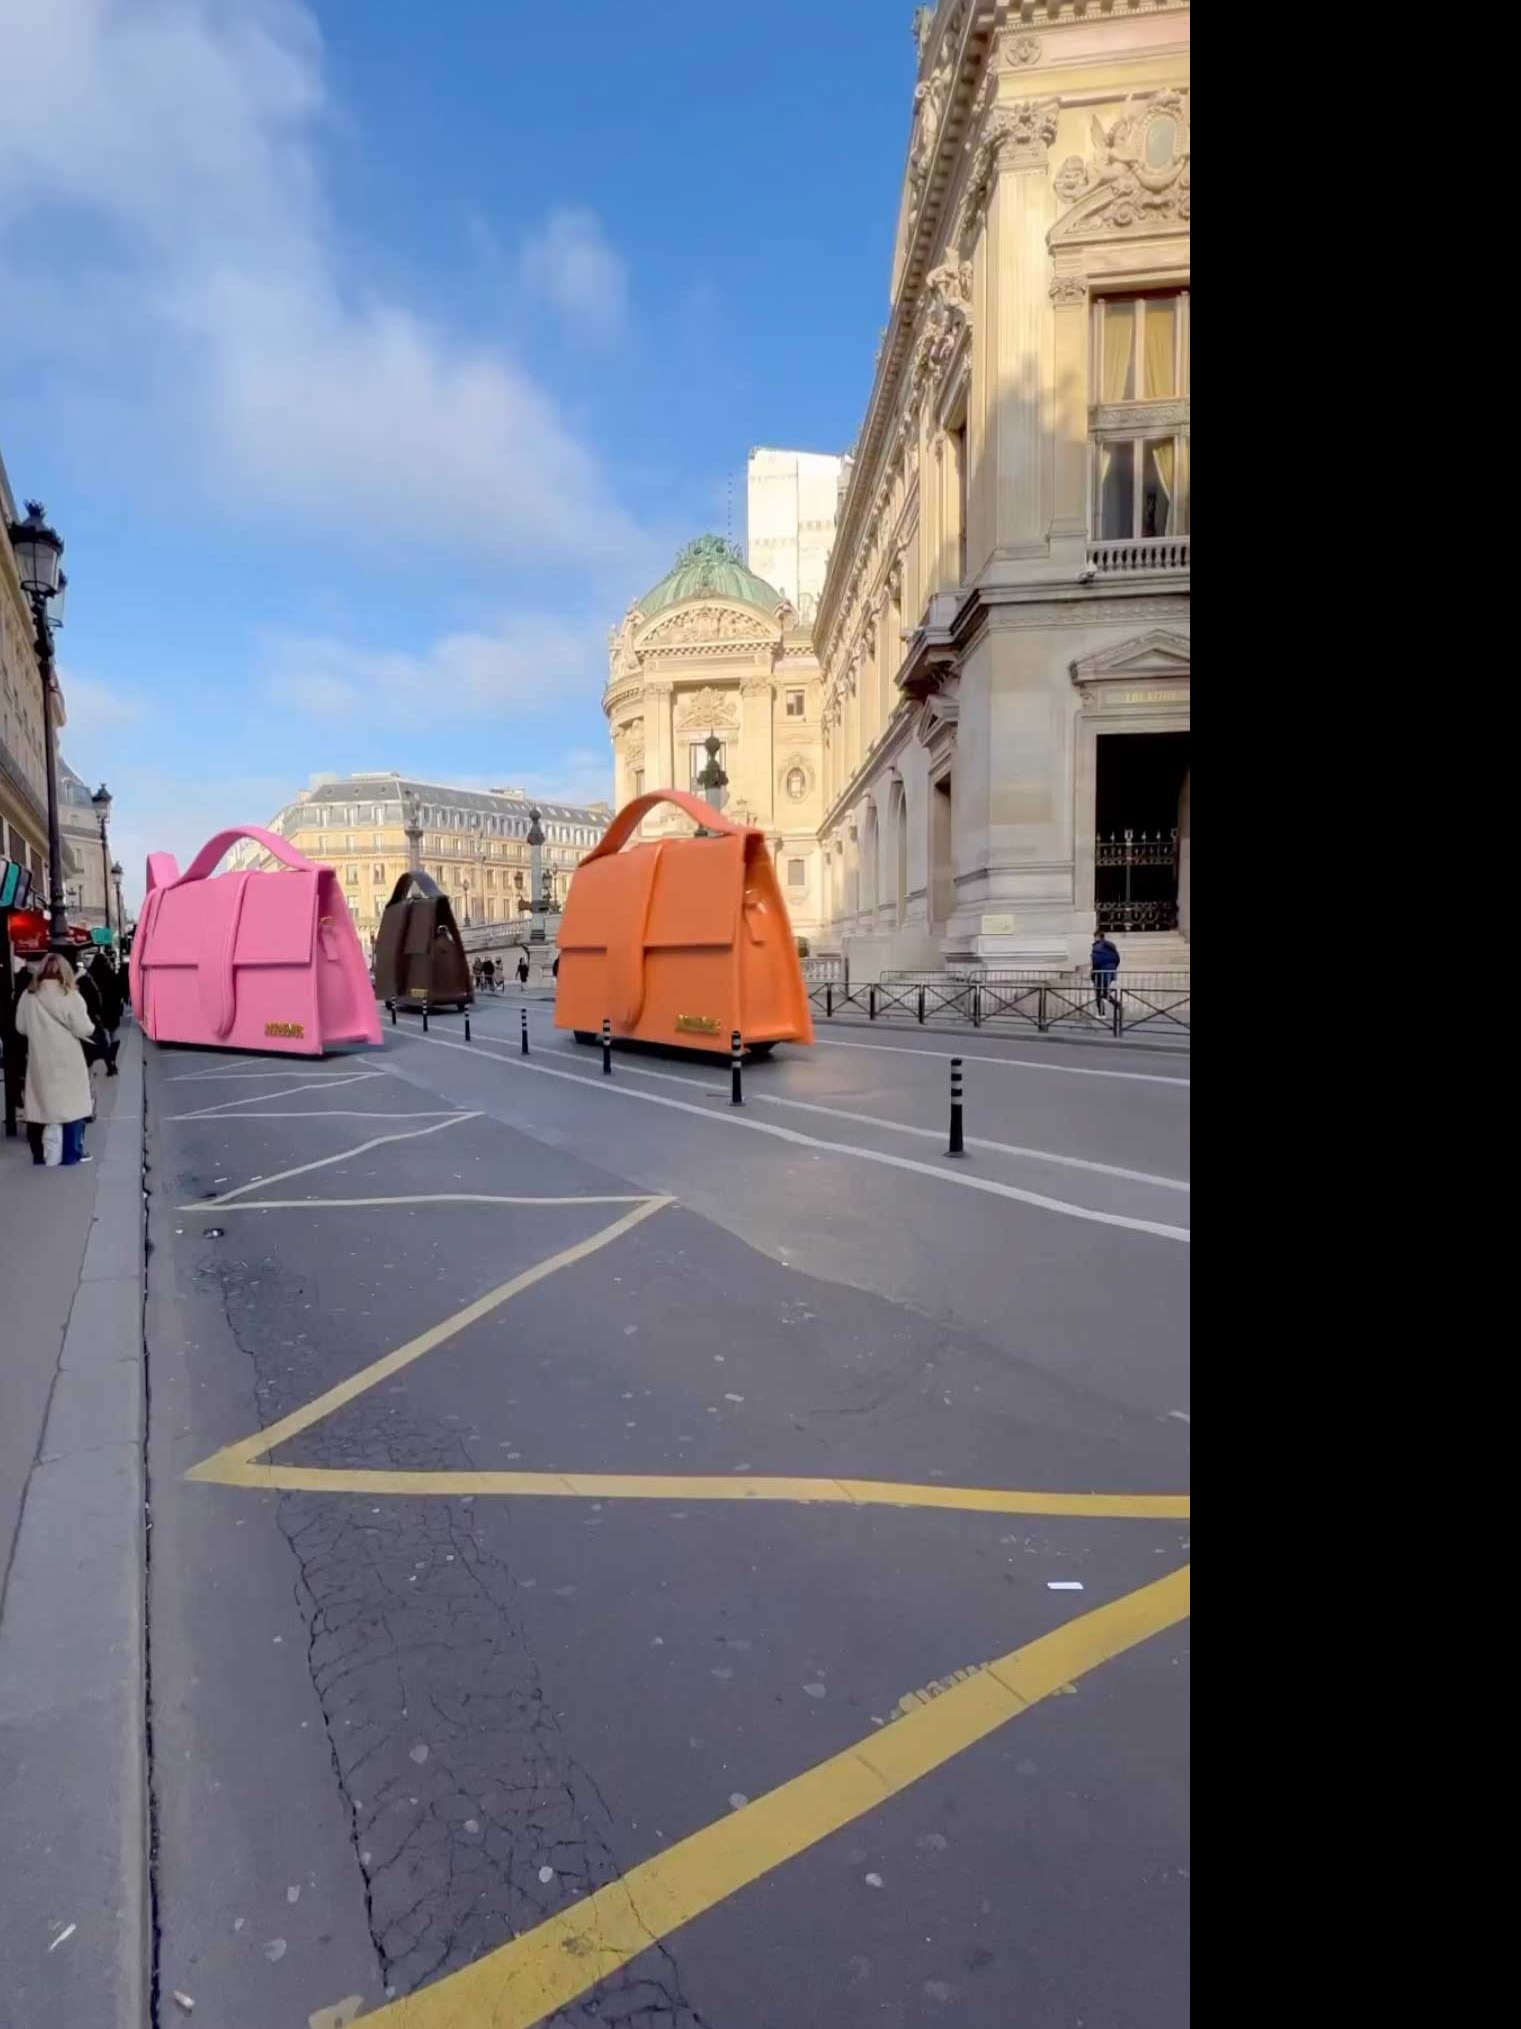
[637,534,783,618]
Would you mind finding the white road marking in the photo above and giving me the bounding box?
[202,1192,660,1212]
[812,1036,1190,1087]
[1167,1409,1191,1424]
[411,1032,1190,1244]
[191,1111,480,1207]
[166,1109,466,1123]
[496,1040,1187,1192]
[166,1066,378,1083]
[748,1091,1186,1190]
[175,1073,381,1118]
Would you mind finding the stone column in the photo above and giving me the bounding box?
[970,99,1060,568]
[739,676,774,826]
[1049,276,1090,569]
[645,681,674,795]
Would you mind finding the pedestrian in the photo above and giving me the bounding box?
[552,953,560,982]
[81,951,122,1075]
[516,953,529,989]
[14,951,97,1165]
[1090,927,1121,1015]
[481,957,495,991]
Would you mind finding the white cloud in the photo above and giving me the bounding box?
[97,765,296,911]
[447,750,613,809]
[58,671,145,738]
[262,613,606,725]
[519,208,629,345]
[0,0,647,569]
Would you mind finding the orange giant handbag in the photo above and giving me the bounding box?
[554,789,813,1056]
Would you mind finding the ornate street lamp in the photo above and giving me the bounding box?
[402,792,423,874]
[694,732,728,835]
[526,806,546,942]
[6,501,69,945]
[111,860,125,936]
[91,781,113,933]
[697,732,728,812]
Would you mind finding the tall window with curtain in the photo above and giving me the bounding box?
[1090,291,1190,544]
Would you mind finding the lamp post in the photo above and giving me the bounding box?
[695,732,728,835]
[403,792,423,874]
[6,502,69,946]
[526,807,545,943]
[91,782,113,934]
[111,861,125,939]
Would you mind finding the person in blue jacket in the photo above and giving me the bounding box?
[1090,930,1121,1013]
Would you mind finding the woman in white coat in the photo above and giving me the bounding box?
[15,952,97,1165]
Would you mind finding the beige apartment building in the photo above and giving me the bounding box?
[1,450,52,897]
[58,758,121,932]
[230,773,611,947]
[817,0,1190,973]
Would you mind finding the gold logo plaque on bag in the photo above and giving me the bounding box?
[675,1014,720,1035]
[265,1021,305,1038]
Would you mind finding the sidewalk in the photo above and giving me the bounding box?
[0,1027,148,2026]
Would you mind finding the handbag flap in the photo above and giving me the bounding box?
[142,877,239,966]
[232,870,318,965]
[559,849,652,951]
[643,834,744,949]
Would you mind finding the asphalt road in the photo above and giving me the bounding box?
[143,1008,1190,2027]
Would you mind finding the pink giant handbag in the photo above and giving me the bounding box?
[130,827,382,1057]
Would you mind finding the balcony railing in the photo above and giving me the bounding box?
[1088,537,1190,575]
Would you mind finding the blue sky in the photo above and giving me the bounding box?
[0,0,916,900]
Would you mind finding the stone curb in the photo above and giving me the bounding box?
[0,1028,149,2027]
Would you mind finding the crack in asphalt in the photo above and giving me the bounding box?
[194,1236,711,2025]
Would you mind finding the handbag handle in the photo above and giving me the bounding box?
[175,826,319,885]
[580,789,751,867]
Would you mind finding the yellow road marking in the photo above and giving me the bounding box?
[198,1192,660,1213]
[187,1111,481,1207]
[195,1457,1190,1519]
[185,1197,673,1482]
[365,1564,1191,2028]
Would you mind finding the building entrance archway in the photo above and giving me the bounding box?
[1094,730,1190,935]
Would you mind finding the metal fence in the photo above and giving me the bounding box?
[804,968,1189,1039]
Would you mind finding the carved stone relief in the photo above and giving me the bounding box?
[1050,90,1191,242]
[906,55,952,220]
[641,604,774,645]
[674,686,740,731]
[918,253,975,390]
[959,97,1060,241]
[1049,276,1088,304]
[1002,34,1041,66]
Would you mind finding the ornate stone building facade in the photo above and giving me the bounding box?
[230,774,611,948]
[58,758,119,932]
[604,537,827,938]
[817,0,1190,972]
